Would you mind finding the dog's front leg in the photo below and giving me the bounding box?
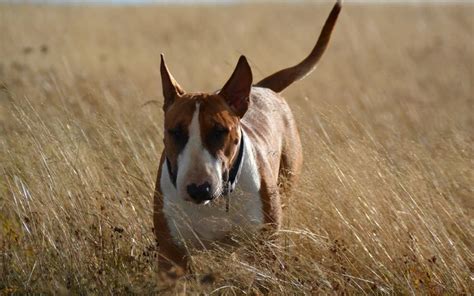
[259,174,282,231]
[153,192,187,274]
[256,173,286,270]
[154,226,187,273]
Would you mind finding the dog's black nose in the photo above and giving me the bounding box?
[186,182,212,203]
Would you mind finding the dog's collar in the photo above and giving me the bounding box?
[165,130,245,197]
[223,130,245,197]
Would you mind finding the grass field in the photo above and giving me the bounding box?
[0,2,473,294]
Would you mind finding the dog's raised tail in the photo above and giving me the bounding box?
[255,0,342,93]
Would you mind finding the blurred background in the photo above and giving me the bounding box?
[0,0,472,294]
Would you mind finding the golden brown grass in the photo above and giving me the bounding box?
[0,2,473,294]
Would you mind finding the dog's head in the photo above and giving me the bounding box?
[160,54,252,204]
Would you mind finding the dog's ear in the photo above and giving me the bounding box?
[219,55,253,118]
[160,54,185,112]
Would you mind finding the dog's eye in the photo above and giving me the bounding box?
[168,128,181,138]
[168,127,187,144]
[211,125,229,140]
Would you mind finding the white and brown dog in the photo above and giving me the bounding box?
[153,1,341,270]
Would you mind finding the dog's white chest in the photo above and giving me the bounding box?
[160,141,263,247]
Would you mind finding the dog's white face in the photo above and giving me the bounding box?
[163,95,242,204]
[175,101,222,204]
[160,55,252,204]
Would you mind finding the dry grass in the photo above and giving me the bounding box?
[0,2,473,294]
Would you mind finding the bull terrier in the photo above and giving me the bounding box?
[153,0,341,270]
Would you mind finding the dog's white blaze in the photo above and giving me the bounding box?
[161,124,264,247]
[176,103,222,200]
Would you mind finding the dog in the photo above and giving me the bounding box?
[153,1,341,271]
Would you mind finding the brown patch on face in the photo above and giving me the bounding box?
[198,94,241,172]
[163,96,197,176]
[163,93,241,190]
